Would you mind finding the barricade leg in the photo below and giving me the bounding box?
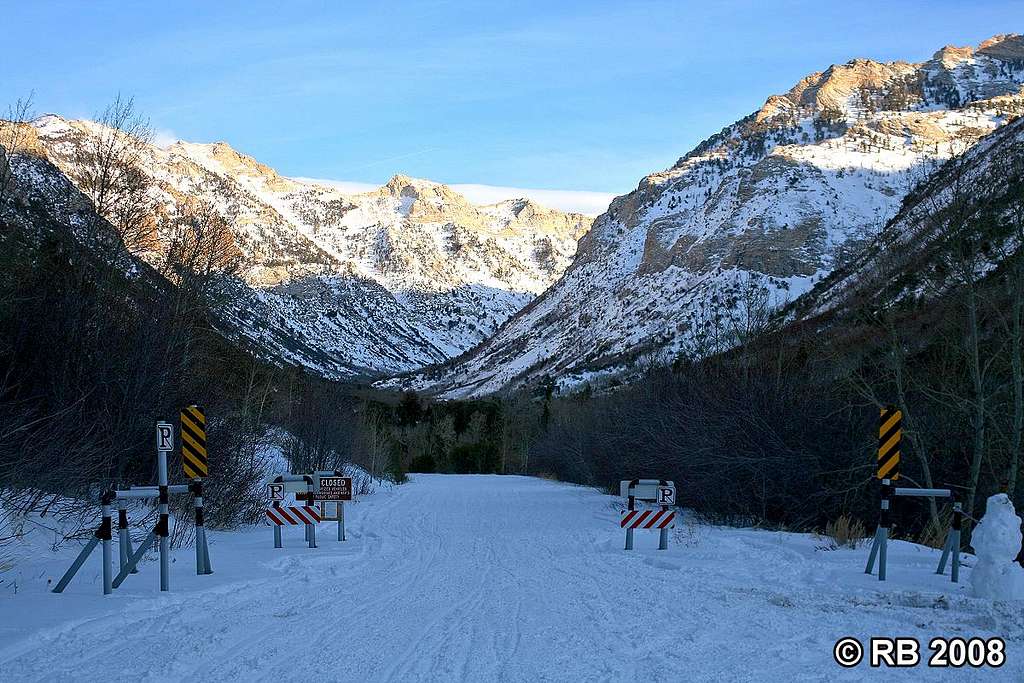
[112,530,157,589]
[878,527,888,581]
[950,529,961,583]
[339,502,345,542]
[625,527,634,551]
[865,527,882,574]
[936,534,952,575]
[200,527,213,574]
[274,524,282,548]
[52,536,100,593]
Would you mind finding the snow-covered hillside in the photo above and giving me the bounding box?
[403,34,1024,397]
[1,475,1019,681]
[23,119,591,378]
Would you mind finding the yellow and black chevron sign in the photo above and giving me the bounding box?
[878,406,901,480]
[180,405,208,479]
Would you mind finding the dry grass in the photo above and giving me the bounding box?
[819,514,868,550]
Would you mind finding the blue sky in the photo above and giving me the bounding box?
[1,1,1022,212]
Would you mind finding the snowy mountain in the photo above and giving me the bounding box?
[786,111,1024,326]
[402,34,1024,397]
[22,117,592,378]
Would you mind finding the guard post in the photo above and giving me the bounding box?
[156,421,172,591]
[864,407,960,583]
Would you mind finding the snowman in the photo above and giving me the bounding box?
[969,494,1024,600]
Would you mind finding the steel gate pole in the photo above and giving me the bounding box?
[658,505,669,551]
[192,480,212,575]
[157,424,171,592]
[272,501,283,548]
[658,479,669,550]
[100,502,113,595]
[625,480,638,551]
[307,480,317,549]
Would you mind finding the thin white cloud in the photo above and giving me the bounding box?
[293,178,379,194]
[152,128,180,148]
[293,176,616,216]
[453,183,615,217]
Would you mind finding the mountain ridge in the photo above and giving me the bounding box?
[397,33,1024,397]
[17,114,593,379]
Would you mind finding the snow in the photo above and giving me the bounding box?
[970,494,1024,601]
[2,475,1021,681]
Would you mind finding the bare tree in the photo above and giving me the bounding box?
[0,94,35,209]
[72,95,155,259]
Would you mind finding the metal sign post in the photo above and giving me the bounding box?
[315,473,352,542]
[156,421,172,592]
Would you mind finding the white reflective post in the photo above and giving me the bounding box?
[156,422,172,592]
[101,503,112,595]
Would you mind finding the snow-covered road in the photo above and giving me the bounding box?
[1,474,1021,681]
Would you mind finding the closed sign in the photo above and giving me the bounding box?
[318,477,352,501]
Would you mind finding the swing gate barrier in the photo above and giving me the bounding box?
[863,406,962,583]
[266,470,352,548]
[53,408,214,595]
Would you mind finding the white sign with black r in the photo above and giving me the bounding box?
[657,485,676,506]
[156,423,174,453]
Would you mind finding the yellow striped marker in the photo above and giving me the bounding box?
[180,405,208,478]
[878,406,901,480]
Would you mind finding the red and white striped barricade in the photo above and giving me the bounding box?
[621,478,676,551]
[620,508,675,530]
[266,506,321,526]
